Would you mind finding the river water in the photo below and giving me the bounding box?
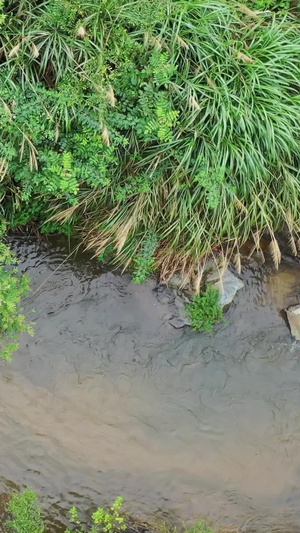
[1,235,300,532]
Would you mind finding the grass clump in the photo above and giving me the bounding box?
[187,287,223,333]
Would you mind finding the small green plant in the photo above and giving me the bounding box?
[186,286,223,333]
[193,166,236,210]
[67,497,127,533]
[132,232,158,283]
[7,490,44,533]
[97,245,116,264]
[0,241,33,360]
[186,522,216,533]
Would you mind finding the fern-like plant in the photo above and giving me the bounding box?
[0,241,32,360]
[186,286,223,333]
[132,232,158,283]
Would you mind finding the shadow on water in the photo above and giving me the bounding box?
[1,235,300,532]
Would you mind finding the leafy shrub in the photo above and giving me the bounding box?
[7,490,44,533]
[0,241,32,360]
[187,287,223,333]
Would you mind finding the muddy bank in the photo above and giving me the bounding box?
[1,236,300,531]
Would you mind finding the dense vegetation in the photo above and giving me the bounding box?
[1,0,300,284]
[6,490,215,533]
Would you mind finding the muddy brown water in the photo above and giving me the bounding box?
[1,236,300,532]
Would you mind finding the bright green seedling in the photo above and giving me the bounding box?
[7,489,44,533]
[186,286,223,333]
[0,242,33,360]
[68,497,127,533]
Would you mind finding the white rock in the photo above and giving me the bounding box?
[210,269,244,307]
[286,304,300,340]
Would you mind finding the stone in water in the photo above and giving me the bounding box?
[208,269,244,307]
[286,304,300,341]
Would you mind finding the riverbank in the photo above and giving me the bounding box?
[1,487,299,533]
[1,490,217,533]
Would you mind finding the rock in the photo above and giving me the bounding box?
[167,268,244,327]
[169,313,191,329]
[286,304,300,340]
[159,296,172,305]
[174,295,187,310]
[168,273,189,290]
[210,269,244,307]
[202,258,226,278]
[156,285,176,305]
[169,316,189,329]
[174,295,191,324]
